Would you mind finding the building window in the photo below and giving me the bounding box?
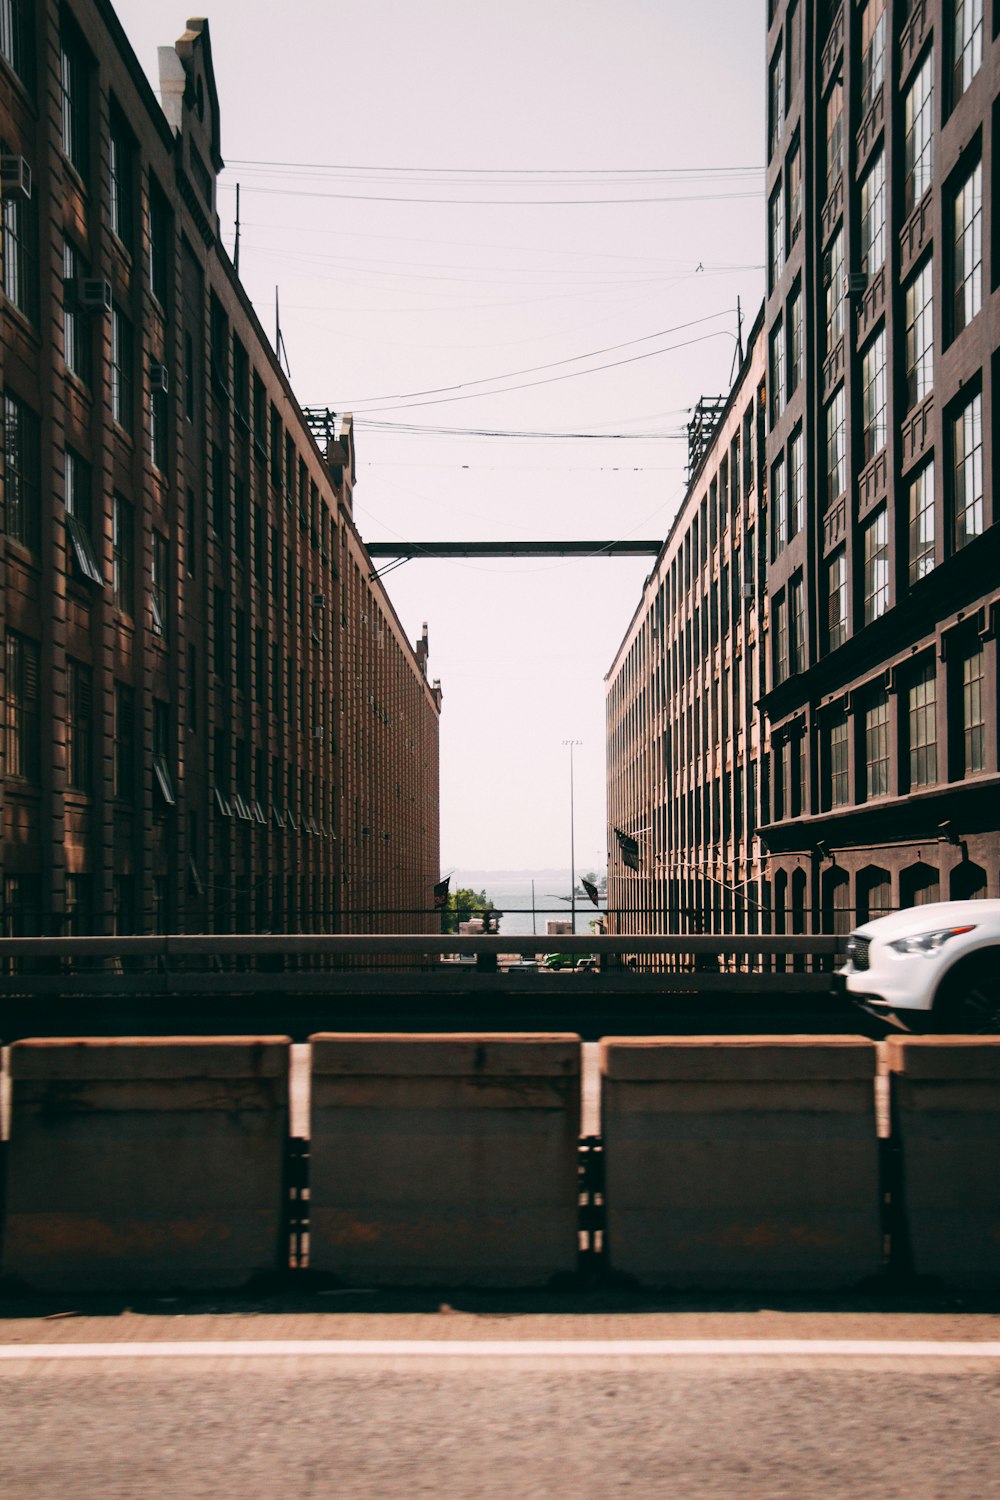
[1,148,37,322]
[960,642,985,775]
[112,494,134,615]
[232,337,249,425]
[773,592,789,685]
[108,109,132,249]
[60,24,88,179]
[0,0,32,86]
[864,689,890,799]
[860,329,886,461]
[787,142,802,248]
[787,287,802,397]
[152,699,175,805]
[904,260,934,407]
[150,385,167,474]
[908,658,937,787]
[863,509,889,624]
[111,304,133,433]
[3,390,39,550]
[825,387,846,501]
[907,462,936,584]
[952,0,982,102]
[769,187,784,289]
[826,711,850,808]
[62,239,92,385]
[148,176,170,306]
[951,157,982,337]
[210,294,228,391]
[825,80,843,197]
[4,630,38,780]
[824,230,844,353]
[788,427,803,538]
[65,659,92,792]
[113,681,134,801]
[788,573,805,675]
[252,373,266,456]
[769,317,785,425]
[859,0,886,115]
[904,49,933,213]
[65,449,102,585]
[151,532,168,639]
[859,150,886,276]
[771,456,787,559]
[270,406,282,489]
[951,391,983,548]
[825,546,847,651]
[768,43,784,158]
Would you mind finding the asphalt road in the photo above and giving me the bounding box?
[3,1304,1000,1499]
[2,1343,998,1498]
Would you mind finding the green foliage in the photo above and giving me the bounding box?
[441,886,497,934]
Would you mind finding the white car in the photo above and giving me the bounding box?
[838,899,1000,1032]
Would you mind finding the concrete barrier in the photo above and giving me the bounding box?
[887,1037,1000,1288]
[601,1036,882,1289]
[1,1036,290,1291]
[308,1033,581,1286]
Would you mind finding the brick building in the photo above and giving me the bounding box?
[764,0,999,928]
[607,0,999,936]
[606,313,770,943]
[0,1,441,937]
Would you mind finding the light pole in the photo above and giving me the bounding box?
[563,739,582,933]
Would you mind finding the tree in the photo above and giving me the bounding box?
[441,887,498,934]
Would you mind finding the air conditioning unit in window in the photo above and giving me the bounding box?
[312,592,326,609]
[0,155,31,200]
[844,271,868,297]
[150,363,169,394]
[75,277,112,314]
[312,725,325,741]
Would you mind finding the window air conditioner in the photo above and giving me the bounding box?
[150,363,169,394]
[0,155,31,200]
[312,725,324,740]
[844,272,868,296]
[75,277,113,314]
[312,592,326,608]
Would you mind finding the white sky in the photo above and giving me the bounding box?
[112,0,766,874]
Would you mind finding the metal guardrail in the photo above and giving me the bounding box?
[0,933,842,958]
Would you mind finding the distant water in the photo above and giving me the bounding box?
[449,869,603,937]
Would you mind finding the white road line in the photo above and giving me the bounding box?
[1,1339,1000,1361]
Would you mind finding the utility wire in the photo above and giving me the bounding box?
[331,310,731,410]
[221,183,765,207]
[341,329,736,415]
[226,156,765,176]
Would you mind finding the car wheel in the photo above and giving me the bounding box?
[933,959,1000,1034]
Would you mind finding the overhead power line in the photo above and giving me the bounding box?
[334,329,736,415]
[226,157,765,176]
[332,310,732,410]
[221,183,765,207]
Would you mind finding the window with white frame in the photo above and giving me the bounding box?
[951,390,983,548]
[904,259,934,406]
[769,317,785,425]
[863,508,889,625]
[826,546,848,651]
[864,689,890,798]
[952,0,982,102]
[861,329,887,462]
[860,0,886,115]
[904,49,933,213]
[951,156,982,337]
[860,151,886,276]
[825,387,846,500]
[825,230,844,352]
[788,427,804,538]
[907,462,935,584]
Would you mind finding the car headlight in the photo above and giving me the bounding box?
[888,924,976,957]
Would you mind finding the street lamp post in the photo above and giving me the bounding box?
[563,739,582,933]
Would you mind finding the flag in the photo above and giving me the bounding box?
[614,828,640,872]
[433,876,450,909]
[581,877,600,907]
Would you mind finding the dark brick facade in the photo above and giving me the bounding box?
[0,2,441,936]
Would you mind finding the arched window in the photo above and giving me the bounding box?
[951,861,987,901]
[899,861,940,908]
[857,865,892,923]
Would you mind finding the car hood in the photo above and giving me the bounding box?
[852,899,1000,941]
